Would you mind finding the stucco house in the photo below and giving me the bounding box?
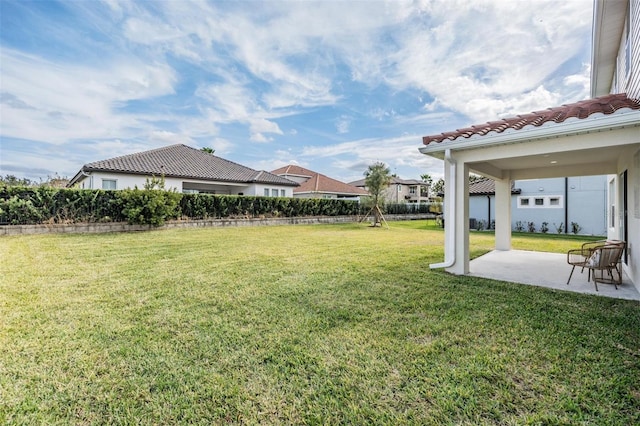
[272,165,368,200]
[419,0,640,291]
[469,176,608,235]
[68,144,298,196]
[349,177,430,204]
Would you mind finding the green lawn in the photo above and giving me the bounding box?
[1,221,638,424]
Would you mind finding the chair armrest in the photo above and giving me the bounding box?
[567,249,589,265]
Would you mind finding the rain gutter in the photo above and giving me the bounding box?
[430,149,456,269]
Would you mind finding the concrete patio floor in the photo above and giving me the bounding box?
[469,250,640,301]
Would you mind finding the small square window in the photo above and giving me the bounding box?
[535,198,544,206]
[550,197,560,206]
[102,179,117,190]
[520,198,529,206]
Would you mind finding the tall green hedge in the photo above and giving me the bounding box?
[0,186,368,226]
[1,186,439,226]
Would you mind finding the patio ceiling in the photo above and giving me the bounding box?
[467,144,628,181]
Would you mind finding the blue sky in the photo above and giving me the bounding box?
[1,0,593,183]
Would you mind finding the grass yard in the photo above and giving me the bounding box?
[1,221,639,424]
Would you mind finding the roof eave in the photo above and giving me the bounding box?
[590,0,628,97]
[419,109,640,157]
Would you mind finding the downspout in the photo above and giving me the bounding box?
[564,177,568,234]
[430,149,457,269]
[487,195,491,227]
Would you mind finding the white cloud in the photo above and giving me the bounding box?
[300,133,441,179]
[0,48,176,144]
[250,133,271,143]
[1,0,593,182]
[336,116,351,134]
[149,130,195,146]
[206,138,233,155]
[383,0,592,122]
[249,118,283,135]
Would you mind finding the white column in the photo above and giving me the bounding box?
[494,176,512,251]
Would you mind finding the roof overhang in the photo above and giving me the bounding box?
[419,109,640,159]
[420,109,640,180]
[591,0,628,97]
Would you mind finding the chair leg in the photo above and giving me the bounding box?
[567,265,576,285]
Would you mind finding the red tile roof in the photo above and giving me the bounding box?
[272,165,368,196]
[422,93,640,145]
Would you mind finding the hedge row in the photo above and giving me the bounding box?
[0,186,371,226]
[1,186,441,226]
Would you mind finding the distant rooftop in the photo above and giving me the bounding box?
[69,144,297,186]
[272,165,368,196]
[468,179,520,196]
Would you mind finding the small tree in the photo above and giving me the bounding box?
[200,147,215,154]
[364,162,392,226]
[431,178,444,196]
[121,176,180,226]
[420,173,433,197]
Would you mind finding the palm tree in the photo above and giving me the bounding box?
[364,162,392,226]
[200,147,215,154]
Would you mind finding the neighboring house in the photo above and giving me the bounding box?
[468,176,608,235]
[349,177,430,204]
[419,0,640,291]
[68,144,298,196]
[271,165,368,200]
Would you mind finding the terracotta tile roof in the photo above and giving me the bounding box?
[423,93,640,145]
[271,164,313,178]
[272,165,368,196]
[75,144,297,186]
[469,179,520,195]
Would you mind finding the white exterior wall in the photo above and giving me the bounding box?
[469,195,495,227]
[294,193,337,199]
[609,146,640,291]
[75,172,165,190]
[514,177,607,235]
[251,184,294,198]
[468,176,608,235]
[74,172,294,197]
[613,0,640,98]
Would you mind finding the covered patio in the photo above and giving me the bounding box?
[419,93,640,295]
[470,250,640,301]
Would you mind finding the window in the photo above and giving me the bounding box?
[609,178,616,227]
[518,195,563,208]
[397,184,402,192]
[409,186,417,195]
[264,188,269,196]
[272,189,278,197]
[281,189,285,197]
[102,179,117,190]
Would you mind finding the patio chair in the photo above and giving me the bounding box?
[567,240,625,291]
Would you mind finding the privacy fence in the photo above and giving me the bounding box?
[0,186,441,227]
